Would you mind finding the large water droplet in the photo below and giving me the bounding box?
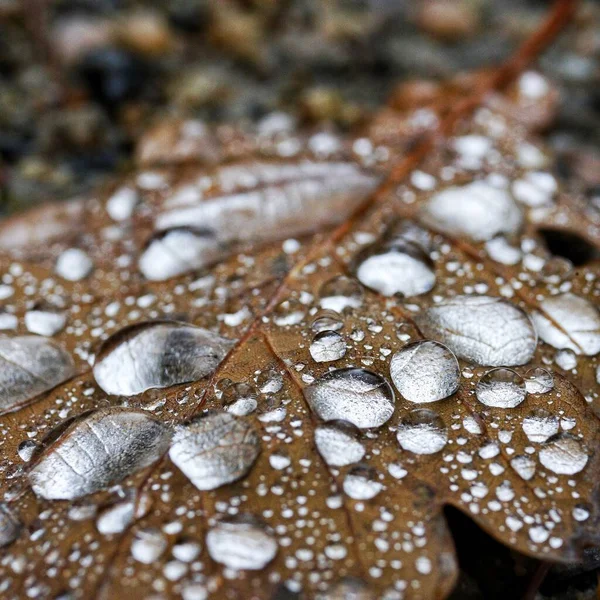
[390,340,459,404]
[310,331,346,363]
[396,409,448,454]
[304,368,395,429]
[169,412,260,491]
[206,515,277,571]
[314,421,365,467]
[539,433,588,475]
[419,180,522,242]
[29,408,172,500]
[355,222,435,297]
[476,368,527,408]
[343,465,382,500]
[532,293,600,356]
[522,409,559,443]
[93,321,233,396]
[0,336,76,415]
[319,276,363,312]
[416,296,537,366]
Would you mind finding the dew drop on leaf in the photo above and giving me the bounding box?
[314,421,365,467]
[343,465,382,500]
[311,310,344,333]
[524,367,554,394]
[309,330,347,363]
[24,304,67,337]
[415,296,537,366]
[319,276,363,312]
[168,412,260,490]
[0,336,76,414]
[131,528,168,564]
[304,368,395,429]
[0,504,22,548]
[510,455,536,481]
[539,433,588,475]
[389,340,460,404]
[532,293,600,356]
[396,409,448,454]
[206,515,277,571]
[55,247,94,281]
[522,409,559,443]
[476,368,527,409]
[93,321,233,396]
[29,408,172,500]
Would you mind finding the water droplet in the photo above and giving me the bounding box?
[572,504,591,522]
[343,465,382,500]
[0,504,21,548]
[97,500,136,535]
[311,310,344,333]
[93,321,232,396]
[419,180,522,242]
[510,455,536,480]
[0,336,76,414]
[172,538,202,562]
[304,368,395,429]
[555,349,577,371]
[524,367,554,394]
[273,299,305,326]
[256,369,283,394]
[131,528,167,564]
[24,304,67,337]
[532,293,600,356]
[396,409,448,454]
[355,222,435,297]
[539,433,588,475]
[314,421,365,467]
[476,368,527,408]
[319,276,363,312]
[169,412,260,490]
[310,331,346,363]
[139,228,221,281]
[269,449,291,470]
[389,340,459,404]
[206,515,277,571]
[522,409,559,443]
[416,296,536,366]
[55,248,94,281]
[17,439,38,462]
[29,408,171,500]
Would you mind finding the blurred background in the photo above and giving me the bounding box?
[0,0,598,216]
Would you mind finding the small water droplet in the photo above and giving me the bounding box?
[310,331,346,363]
[0,504,22,548]
[319,276,363,312]
[55,248,93,281]
[524,367,554,394]
[131,528,167,564]
[476,368,527,408]
[314,421,365,467]
[396,409,448,454]
[343,465,382,500]
[522,409,559,443]
[510,455,536,480]
[311,310,344,333]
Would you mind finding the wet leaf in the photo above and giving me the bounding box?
[0,2,598,598]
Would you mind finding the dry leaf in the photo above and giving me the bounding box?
[0,1,598,599]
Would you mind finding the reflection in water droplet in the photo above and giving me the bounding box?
[29,408,171,500]
[397,409,448,454]
[343,465,382,500]
[476,368,527,409]
[310,331,346,363]
[0,336,76,415]
[539,433,588,475]
[93,321,233,396]
[525,367,554,394]
[355,222,435,297]
[206,515,277,571]
[169,413,260,491]
[510,455,536,481]
[319,276,363,312]
[390,340,459,404]
[0,504,22,548]
[522,409,559,443]
[314,421,365,467]
[304,368,395,429]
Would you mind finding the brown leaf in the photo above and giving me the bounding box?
[1,1,598,599]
